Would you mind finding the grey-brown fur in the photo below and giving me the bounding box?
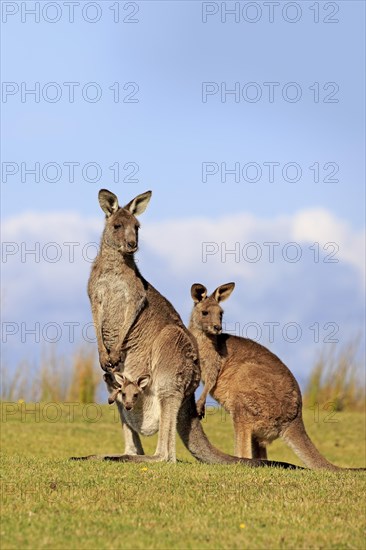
[189,283,365,471]
[72,189,301,468]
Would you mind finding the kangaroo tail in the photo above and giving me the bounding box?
[177,395,301,469]
[282,416,365,471]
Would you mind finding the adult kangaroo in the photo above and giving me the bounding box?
[73,188,299,468]
[189,282,365,471]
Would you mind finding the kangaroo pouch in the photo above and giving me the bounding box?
[121,392,160,437]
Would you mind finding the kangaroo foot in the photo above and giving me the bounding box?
[70,454,103,461]
[70,454,172,463]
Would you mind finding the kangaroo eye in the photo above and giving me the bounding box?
[202,311,208,316]
[122,392,126,398]
[133,393,138,398]
[114,224,122,230]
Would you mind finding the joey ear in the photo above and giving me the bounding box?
[124,191,152,216]
[191,284,208,303]
[114,372,126,386]
[98,189,119,217]
[137,375,150,390]
[213,282,235,303]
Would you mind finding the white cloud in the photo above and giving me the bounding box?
[2,208,364,317]
[143,209,365,286]
[2,210,101,243]
[1,211,102,319]
[291,208,365,279]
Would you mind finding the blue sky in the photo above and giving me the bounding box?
[1,1,365,394]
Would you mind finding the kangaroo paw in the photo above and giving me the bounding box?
[196,400,206,420]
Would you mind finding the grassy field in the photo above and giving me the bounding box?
[1,401,365,549]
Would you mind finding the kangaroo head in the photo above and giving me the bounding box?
[190,283,235,336]
[110,372,151,410]
[98,189,152,255]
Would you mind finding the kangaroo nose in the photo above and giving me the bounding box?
[127,241,136,250]
[214,325,221,332]
[125,404,132,410]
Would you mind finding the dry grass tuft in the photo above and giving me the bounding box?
[1,345,101,404]
[304,339,365,412]
[67,347,100,403]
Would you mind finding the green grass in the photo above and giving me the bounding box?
[1,402,365,550]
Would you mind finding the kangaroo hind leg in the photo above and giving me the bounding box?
[116,401,145,455]
[252,436,267,459]
[234,419,253,458]
[154,394,182,463]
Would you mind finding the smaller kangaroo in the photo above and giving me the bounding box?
[104,371,151,409]
[189,282,365,471]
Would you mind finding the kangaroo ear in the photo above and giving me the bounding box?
[213,282,235,303]
[114,372,126,386]
[137,374,150,390]
[98,189,119,217]
[191,284,207,303]
[124,191,152,216]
